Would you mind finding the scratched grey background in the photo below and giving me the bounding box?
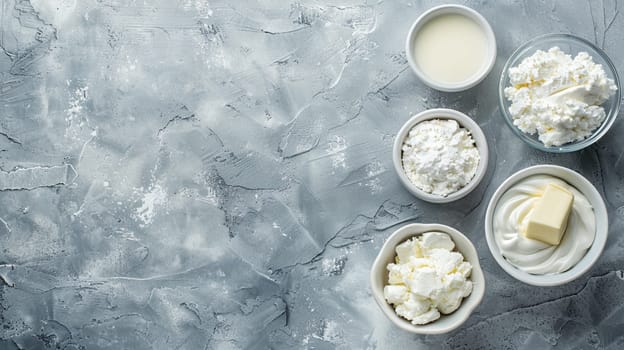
[0,0,623,349]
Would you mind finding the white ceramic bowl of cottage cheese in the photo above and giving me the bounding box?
[484,165,608,286]
[370,223,485,334]
[499,34,621,152]
[393,108,489,203]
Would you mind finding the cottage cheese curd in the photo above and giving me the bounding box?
[384,232,473,325]
[401,119,480,196]
[504,47,617,147]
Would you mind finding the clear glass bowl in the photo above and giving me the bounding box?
[498,34,621,153]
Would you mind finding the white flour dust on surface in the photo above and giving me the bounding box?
[321,257,347,276]
[364,160,385,194]
[65,83,90,140]
[65,85,88,121]
[327,135,348,172]
[181,0,213,16]
[135,184,167,227]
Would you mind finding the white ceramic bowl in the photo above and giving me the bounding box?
[392,108,489,203]
[484,165,609,286]
[405,4,497,92]
[370,223,485,334]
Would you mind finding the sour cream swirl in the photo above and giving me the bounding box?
[493,175,595,274]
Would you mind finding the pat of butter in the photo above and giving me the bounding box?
[523,183,574,245]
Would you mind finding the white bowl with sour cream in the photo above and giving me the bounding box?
[484,165,608,286]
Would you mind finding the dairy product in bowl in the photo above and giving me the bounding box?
[383,232,472,325]
[523,183,574,245]
[413,13,488,84]
[492,175,596,274]
[401,119,480,197]
[504,47,617,147]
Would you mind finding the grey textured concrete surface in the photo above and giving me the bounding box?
[1,0,623,349]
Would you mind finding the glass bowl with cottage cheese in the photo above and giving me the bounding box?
[370,223,485,334]
[392,108,489,203]
[499,34,621,152]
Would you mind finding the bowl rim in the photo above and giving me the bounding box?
[370,223,485,334]
[392,108,489,203]
[405,4,497,92]
[498,33,622,153]
[484,164,609,286]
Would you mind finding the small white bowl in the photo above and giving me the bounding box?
[370,223,485,334]
[392,108,489,203]
[484,165,609,286]
[405,4,497,92]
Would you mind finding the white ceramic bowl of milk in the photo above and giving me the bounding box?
[405,5,497,92]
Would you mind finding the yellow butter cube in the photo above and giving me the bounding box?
[523,183,574,245]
